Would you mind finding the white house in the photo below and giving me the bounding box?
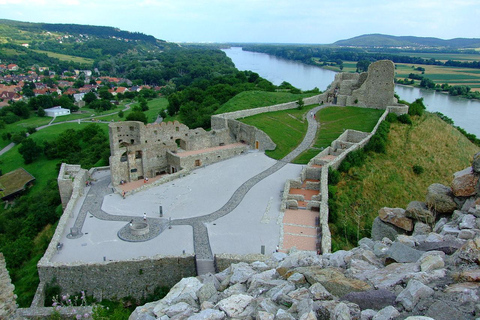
[44,106,71,117]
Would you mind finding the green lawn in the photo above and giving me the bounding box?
[293,106,385,164]
[239,106,316,159]
[32,49,94,65]
[216,91,318,114]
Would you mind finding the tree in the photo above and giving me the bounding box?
[19,138,42,164]
[37,107,46,117]
[356,60,371,73]
[126,110,148,124]
[83,92,97,105]
[297,98,305,110]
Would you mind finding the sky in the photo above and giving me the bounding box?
[1,0,479,44]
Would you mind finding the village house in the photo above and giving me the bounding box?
[44,106,71,117]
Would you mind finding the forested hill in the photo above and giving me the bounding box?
[0,19,160,43]
[333,34,480,48]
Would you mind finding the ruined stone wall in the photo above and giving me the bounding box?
[176,144,248,171]
[0,253,17,320]
[109,121,237,185]
[38,255,196,301]
[225,120,276,151]
[215,253,268,272]
[57,164,84,209]
[350,60,396,108]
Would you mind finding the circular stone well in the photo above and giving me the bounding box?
[129,221,149,236]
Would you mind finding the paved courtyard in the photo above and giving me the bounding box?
[52,151,304,263]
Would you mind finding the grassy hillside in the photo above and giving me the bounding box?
[215,91,317,114]
[330,112,480,250]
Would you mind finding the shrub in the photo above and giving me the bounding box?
[397,114,412,125]
[328,168,340,185]
[408,98,426,116]
[338,149,366,172]
[385,113,397,123]
[412,165,424,175]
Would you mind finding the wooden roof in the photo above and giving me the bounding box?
[0,168,36,200]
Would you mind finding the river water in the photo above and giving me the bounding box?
[223,47,480,137]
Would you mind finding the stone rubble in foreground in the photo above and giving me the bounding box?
[130,152,480,320]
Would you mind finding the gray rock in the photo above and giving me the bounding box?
[371,217,406,241]
[462,198,476,212]
[187,309,226,320]
[251,261,270,271]
[287,272,306,285]
[452,167,479,197]
[418,252,445,272]
[229,262,256,284]
[256,310,275,320]
[199,273,221,291]
[396,279,434,311]
[372,306,399,320]
[257,298,279,315]
[460,214,477,229]
[266,281,296,303]
[299,310,317,320]
[387,242,423,263]
[396,235,416,247]
[341,289,396,311]
[473,151,480,173]
[373,242,390,258]
[216,294,254,318]
[153,277,202,316]
[356,262,419,289]
[197,283,218,305]
[360,309,377,320]
[358,238,375,250]
[275,309,296,320]
[406,201,435,224]
[332,302,351,320]
[403,317,435,320]
[459,229,476,240]
[309,282,333,300]
[292,298,315,318]
[287,287,312,301]
[329,250,353,268]
[219,283,246,299]
[164,302,197,318]
[415,239,462,255]
[441,225,461,236]
[424,300,466,320]
[413,222,432,236]
[425,183,457,214]
[433,217,448,233]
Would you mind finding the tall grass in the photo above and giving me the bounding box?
[330,112,480,250]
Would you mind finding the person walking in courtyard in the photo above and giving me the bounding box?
[143,213,147,221]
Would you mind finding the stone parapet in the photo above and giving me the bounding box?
[0,253,17,320]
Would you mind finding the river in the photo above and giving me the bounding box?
[223,47,480,137]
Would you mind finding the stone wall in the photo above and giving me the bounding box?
[225,119,276,151]
[176,143,248,171]
[57,164,84,209]
[38,255,196,301]
[0,253,17,320]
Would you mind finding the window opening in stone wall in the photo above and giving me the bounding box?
[195,159,201,166]
[120,152,127,162]
[176,127,179,132]
[129,126,134,131]
[154,130,157,135]
[131,168,137,173]
[117,127,121,132]
[135,151,142,159]
[131,139,135,144]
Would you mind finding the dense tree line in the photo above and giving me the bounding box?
[241,45,480,69]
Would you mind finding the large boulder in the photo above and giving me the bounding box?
[378,207,413,231]
[396,279,434,312]
[452,167,479,197]
[387,242,423,263]
[293,267,371,297]
[406,201,435,225]
[425,183,457,214]
[371,217,406,241]
[473,152,480,174]
[340,289,396,310]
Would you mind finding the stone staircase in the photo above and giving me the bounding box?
[196,258,216,275]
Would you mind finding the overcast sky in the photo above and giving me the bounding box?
[1,0,478,44]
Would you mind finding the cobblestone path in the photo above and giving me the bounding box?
[68,106,324,263]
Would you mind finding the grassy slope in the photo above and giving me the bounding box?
[239,106,315,159]
[331,112,480,250]
[216,91,317,114]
